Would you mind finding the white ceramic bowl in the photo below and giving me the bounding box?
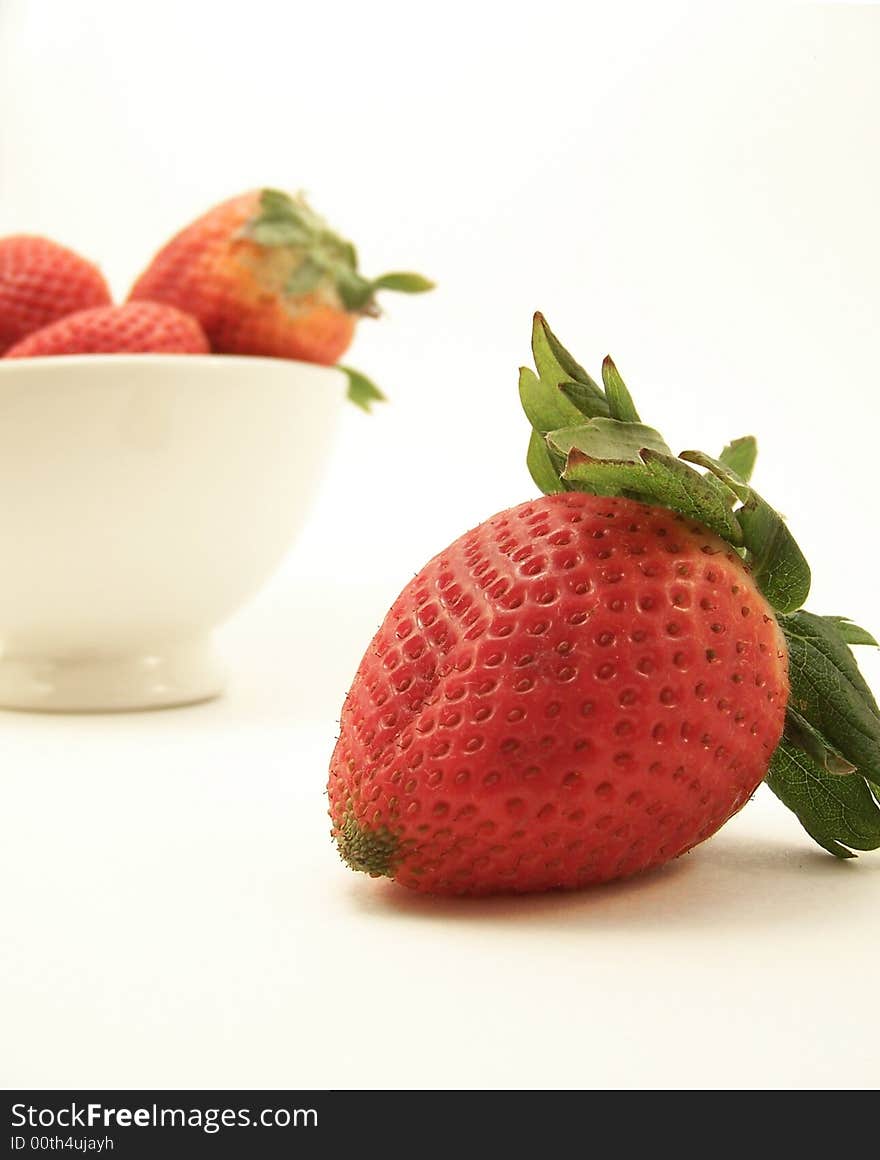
[0,354,346,711]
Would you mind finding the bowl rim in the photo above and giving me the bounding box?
[0,352,347,378]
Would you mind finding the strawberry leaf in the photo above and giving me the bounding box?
[340,365,386,413]
[246,219,311,247]
[782,612,880,719]
[371,272,435,294]
[284,257,326,295]
[335,268,377,312]
[246,189,319,246]
[532,313,604,396]
[825,617,879,648]
[780,611,880,790]
[783,708,857,776]
[679,449,750,501]
[527,429,567,494]
[257,188,297,218]
[555,441,745,545]
[736,492,810,614]
[558,379,613,420]
[766,737,880,858]
[244,188,432,317]
[680,449,809,613]
[549,417,671,462]
[720,436,758,483]
[601,356,641,423]
[519,367,585,434]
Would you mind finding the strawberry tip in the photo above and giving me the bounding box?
[334,809,399,878]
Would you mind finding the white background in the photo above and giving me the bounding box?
[2,0,879,1090]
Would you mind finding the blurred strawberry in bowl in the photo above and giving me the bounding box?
[0,235,112,355]
[128,188,433,367]
[4,301,209,358]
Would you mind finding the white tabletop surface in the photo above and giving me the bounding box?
[4,546,879,1093]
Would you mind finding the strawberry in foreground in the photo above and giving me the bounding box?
[0,235,112,355]
[328,315,880,895]
[4,301,209,358]
[128,189,433,410]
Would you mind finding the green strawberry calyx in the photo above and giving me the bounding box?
[241,189,433,413]
[520,312,880,860]
[241,188,434,316]
[337,365,386,413]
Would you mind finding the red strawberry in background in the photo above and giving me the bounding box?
[0,235,112,355]
[328,315,880,895]
[129,189,433,408]
[4,301,209,358]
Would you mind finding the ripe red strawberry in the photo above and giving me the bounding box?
[330,495,787,894]
[0,235,112,355]
[128,189,432,392]
[3,301,209,358]
[328,315,880,895]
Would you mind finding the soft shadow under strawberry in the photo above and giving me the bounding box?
[344,825,874,934]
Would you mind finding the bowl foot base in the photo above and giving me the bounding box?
[0,636,225,712]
